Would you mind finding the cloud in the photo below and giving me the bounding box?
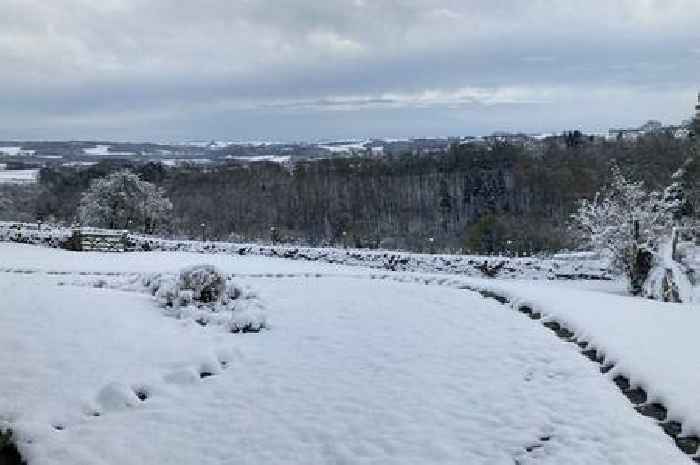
[0,0,698,140]
[253,86,555,112]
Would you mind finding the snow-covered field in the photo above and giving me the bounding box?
[0,243,697,464]
[83,145,135,157]
[160,158,213,167]
[0,169,39,184]
[0,147,35,157]
[225,155,292,164]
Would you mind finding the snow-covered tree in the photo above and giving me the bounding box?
[78,170,172,233]
[570,165,673,296]
[663,159,695,224]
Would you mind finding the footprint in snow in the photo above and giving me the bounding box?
[95,382,147,412]
[513,435,552,464]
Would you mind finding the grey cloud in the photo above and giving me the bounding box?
[0,0,699,140]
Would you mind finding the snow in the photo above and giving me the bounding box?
[0,169,39,184]
[180,140,284,148]
[0,146,22,156]
[318,141,368,153]
[0,223,616,281]
[643,233,696,303]
[685,245,700,273]
[225,155,291,163]
[455,277,700,436]
[207,140,234,148]
[0,147,35,157]
[1,230,613,280]
[0,242,691,464]
[83,145,135,157]
[0,242,364,275]
[61,161,98,167]
[160,158,212,167]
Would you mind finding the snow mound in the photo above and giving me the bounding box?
[144,265,267,333]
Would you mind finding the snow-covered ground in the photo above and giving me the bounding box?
[83,145,135,157]
[60,162,98,167]
[0,169,39,184]
[226,155,292,163]
[160,158,213,167]
[0,243,694,464]
[453,277,700,431]
[318,141,368,153]
[0,147,35,157]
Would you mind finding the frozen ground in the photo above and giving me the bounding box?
[0,243,694,464]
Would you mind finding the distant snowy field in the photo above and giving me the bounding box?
[0,147,35,157]
[83,145,135,157]
[0,243,694,464]
[0,169,39,184]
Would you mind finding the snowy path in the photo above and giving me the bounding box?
[0,243,692,464]
[452,278,700,451]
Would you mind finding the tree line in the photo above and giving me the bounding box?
[1,132,696,254]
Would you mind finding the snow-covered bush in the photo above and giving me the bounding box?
[178,265,226,303]
[144,265,267,332]
[570,164,692,300]
[571,165,668,272]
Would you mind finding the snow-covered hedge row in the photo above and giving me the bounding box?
[143,265,267,333]
[0,222,71,248]
[0,221,613,280]
[128,235,611,280]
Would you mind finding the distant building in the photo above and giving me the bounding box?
[607,128,637,141]
[608,119,685,141]
[669,126,691,139]
[483,132,533,145]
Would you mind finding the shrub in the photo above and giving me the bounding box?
[144,265,267,332]
[177,265,227,303]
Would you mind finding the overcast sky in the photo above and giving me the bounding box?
[1,0,699,142]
